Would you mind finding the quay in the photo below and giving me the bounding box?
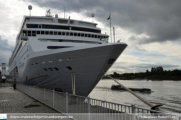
[0,82,180,120]
[0,83,58,113]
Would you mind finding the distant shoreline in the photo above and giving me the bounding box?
[102,77,181,81]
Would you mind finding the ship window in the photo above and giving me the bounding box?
[23,31,27,36]
[58,32,61,35]
[88,34,91,37]
[74,33,77,36]
[85,34,87,37]
[50,31,53,35]
[71,27,101,33]
[38,25,41,28]
[98,35,100,38]
[62,32,65,35]
[27,24,38,28]
[32,31,36,36]
[78,33,80,36]
[70,21,74,24]
[91,35,94,38]
[45,31,49,35]
[95,35,97,38]
[41,31,44,34]
[70,32,73,36]
[42,25,69,30]
[43,68,48,71]
[54,31,57,35]
[28,31,31,36]
[37,31,40,34]
[81,34,84,37]
[58,20,68,24]
[66,32,69,36]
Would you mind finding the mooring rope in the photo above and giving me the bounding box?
[38,73,69,87]
[35,74,59,86]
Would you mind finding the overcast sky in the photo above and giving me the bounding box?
[0,0,181,74]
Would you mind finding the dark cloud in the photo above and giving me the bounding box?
[0,36,14,63]
[0,36,13,52]
[27,0,181,44]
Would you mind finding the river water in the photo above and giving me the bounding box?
[89,79,181,113]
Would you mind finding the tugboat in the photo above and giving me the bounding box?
[111,85,152,93]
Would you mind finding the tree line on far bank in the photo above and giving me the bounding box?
[104,66,181,80]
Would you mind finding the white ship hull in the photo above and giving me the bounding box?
[19,43,126,96]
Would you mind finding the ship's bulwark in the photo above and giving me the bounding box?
[19,43,127,97]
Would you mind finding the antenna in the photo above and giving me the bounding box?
[28,5,32,16]
[64,7,65,18]
[46,9,52,17]
[91,13,95,22]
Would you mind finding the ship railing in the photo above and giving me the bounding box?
[16,84,181,120]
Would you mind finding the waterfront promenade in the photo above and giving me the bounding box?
[0,83,59,113]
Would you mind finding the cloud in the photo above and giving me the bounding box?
[27,0,181,44]
[0,36,13,52]
[0,36,14,68]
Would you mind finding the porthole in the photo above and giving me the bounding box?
[54,67,59,71]
[43,68,48,71]
[66,66,72,70]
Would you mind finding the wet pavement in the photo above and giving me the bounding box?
[0,83,59,113]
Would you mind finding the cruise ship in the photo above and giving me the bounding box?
[8,10,127,97]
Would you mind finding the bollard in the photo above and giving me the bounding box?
[131,104,135,113]
[131,104,136,120]
[53,90,54,108]
[44,88,45,103]
[66,92,68,113]
[87,97,90,120]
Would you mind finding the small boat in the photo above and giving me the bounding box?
[111,85,151,92]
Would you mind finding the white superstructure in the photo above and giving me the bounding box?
[8,11,127,96]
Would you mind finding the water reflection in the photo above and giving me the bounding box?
[89,79,181,113]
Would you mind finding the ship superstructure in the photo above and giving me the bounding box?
[8,11,127,96]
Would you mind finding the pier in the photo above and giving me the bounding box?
[0,82,180,120]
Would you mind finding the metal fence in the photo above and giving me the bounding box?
[17,84,181,120]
